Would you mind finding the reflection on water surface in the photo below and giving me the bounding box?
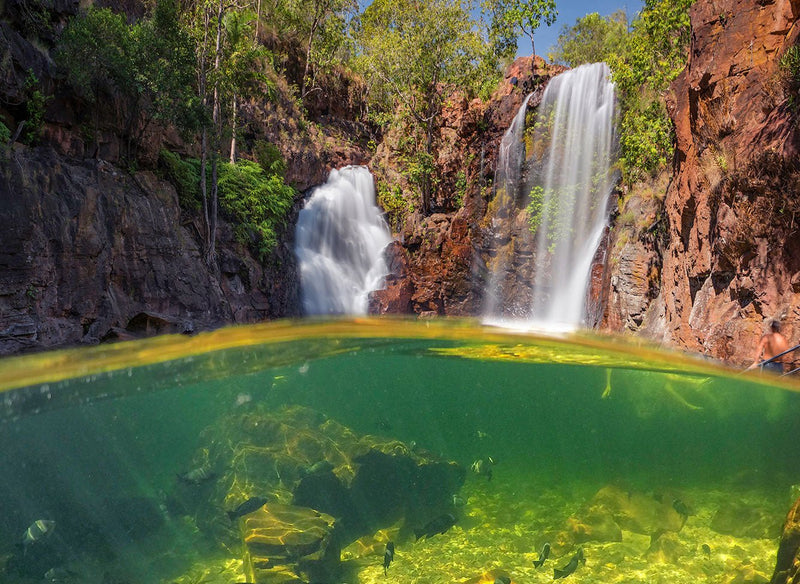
[0,319,796,583]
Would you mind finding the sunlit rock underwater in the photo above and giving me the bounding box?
[0,319,798,584]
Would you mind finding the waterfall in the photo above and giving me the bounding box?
[485,63,617,330]
[295,166,392,315]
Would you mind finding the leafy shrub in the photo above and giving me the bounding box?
[0,121,10,145]
[218,160,296,259]
[377,183,414,232]
[253,140,287,177]
[159,149,200,211]
[779,44,800,108]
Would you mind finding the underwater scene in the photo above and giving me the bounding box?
[0,319,798,584]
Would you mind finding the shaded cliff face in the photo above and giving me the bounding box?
[653,0,800,363]
[0,147,301,353]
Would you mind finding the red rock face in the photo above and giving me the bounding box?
[369,57,567,318]
[654,0,800,364]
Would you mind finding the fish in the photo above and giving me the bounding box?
[672,498,693,518]
[533,541,550,568]
[414,513,457,540]
[470,457,495,481]
[383,541,395,575]
[701,543,711,556]
[226,497,268,521]
[298,460,334,478]
[553,547,585,579]
[22,519,56,547]
[44,567,79,582]
[177,464,217,485]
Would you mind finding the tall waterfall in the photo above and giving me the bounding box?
[485,62,617,330]
[295,166,392,315]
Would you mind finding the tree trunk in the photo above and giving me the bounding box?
[229,93,237,164]
[207,0,225,265]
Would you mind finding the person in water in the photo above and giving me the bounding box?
[748,320,790,373]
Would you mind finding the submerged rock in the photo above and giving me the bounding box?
[711,501,781,539]
[171,404,464,583]
[556,485,686,549]
[770,496,800,584]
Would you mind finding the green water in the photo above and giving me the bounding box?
[0,320,797,584]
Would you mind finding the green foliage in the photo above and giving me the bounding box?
[547,11,628,66]
[526,185,546,234]
[483,0,558,57]
[779,44,800,109]
[377,183,414,231]
[159,149,201,211]
[23,70,50,145]
[253,140,287,177]
[217,160,296,259]
[56,1,202,146]
[354,0,501,123]
[549,1,691,185]
[0,120,10,146]
[454,170,468,208]
[55,7,134,103]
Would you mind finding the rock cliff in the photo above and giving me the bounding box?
[604,0,800,366]
[0,146,301,353]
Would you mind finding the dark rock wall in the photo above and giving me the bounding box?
[0,147,300,353]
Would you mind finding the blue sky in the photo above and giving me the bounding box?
[528,0,644,58]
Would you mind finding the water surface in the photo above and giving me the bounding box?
[0,319,796,583]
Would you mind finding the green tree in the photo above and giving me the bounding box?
[483,0,558,57]
[606,0,692,184]
[355,0,497,213]
[547,10,627,66]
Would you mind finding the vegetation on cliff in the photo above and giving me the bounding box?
[549,0,693,186]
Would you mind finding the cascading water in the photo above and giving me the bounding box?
[295,166,392,315]
[485,62,617,330]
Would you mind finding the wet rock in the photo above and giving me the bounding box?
[242,503,339,584]
[770,496,800,584]
[176,405,464,583]
[557,486,685,549]
[711,500,781,539]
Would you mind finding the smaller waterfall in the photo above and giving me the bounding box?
[295,166,392,315]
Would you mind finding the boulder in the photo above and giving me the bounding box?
[242,503,339,584]
[172,405,465,583]
[770,496,800,584]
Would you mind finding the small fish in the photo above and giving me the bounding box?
[234,393,252,407]
[22,519,56,547]
[701,543,711,556]
[470,457,495,481]
[44,567,79,582]
[672,498,692,518]
[553,547,585,580]
[476,430,489,439]
[533,542,550,568]
[383,541,395,575]
[298,460,334,478]
[226,497,268,521]
[177,464,217,485]
[452,494,466,507]
[414,513,457,540]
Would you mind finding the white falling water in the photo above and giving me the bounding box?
[486,62,616,330]
[530,63,616,328]
[295,166,392,315]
